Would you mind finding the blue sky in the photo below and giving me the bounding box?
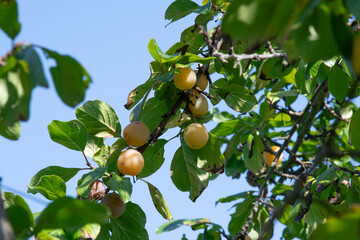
[0,1,284,239]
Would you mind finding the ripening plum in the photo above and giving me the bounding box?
[117,149,144,176]
[197,74,208,91]
[263,146,283,166]
[174,67,197,90]
[184,123,209,149]
[101,193,126,218]
[123,121,150,147]
[189,91,208,117]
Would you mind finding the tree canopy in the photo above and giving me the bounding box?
[1,0,360,239]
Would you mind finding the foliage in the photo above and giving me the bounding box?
[2,0,360,239]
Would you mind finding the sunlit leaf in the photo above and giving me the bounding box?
[144,180,173,220]
[165,0,199,25]
[171,139,209,202]
[76,100,121,138]
[48,120,87,151]
[105,174,132,203]
[28,166,81,193]
[157,218,210,234]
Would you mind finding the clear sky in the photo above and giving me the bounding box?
[0,1,284,239]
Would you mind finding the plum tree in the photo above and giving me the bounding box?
[117,148,144,176]
[183,123,209,149]
[101,193,126,218]
[173,67,197,90]
[197,74,208,91]
[189,91,208,117]
[4,1,360,240]
[123,121,150,147]
[262,146,283,166]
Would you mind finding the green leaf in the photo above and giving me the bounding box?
[214,80,257,113]
[104,175,132,203]
[346,0,360,24]
[228,196,255,236]
[222,0,295,46]
[140,97,172,132]
[110,202,148,240]
[28,166,81,193]
[76,100,121,137]
[48,120,87,151]
[224,153,246,179]
[211,119,243,136]
[349,108,360,149]
[216,191,255,205]
[248,206,273,240]
[176,53,215,65]
[271,183,293,195]
[92,145,111,167]
[157,218,210,234]
[0,120,21,140]
[144,180,173,220]
[328,65,350,102]
[154,70,175,82]
[6,205,33,237]
[42,48,91,107]
[124,80,156,110]
[27,175,66,200]
[84,135,105,159]
[0,0,21,39]
[4,192,34,237]
[192,133,225,173]
[15,46,48,87]
[165,0,199,25]
[260,58,294,80]
[267,89,298,101]
[76,167,108,198]
[148,38,181,63]
[346,176,360,205]
[244,135,265,173]
[295,67,316,95]
[138,139,167,178]
[105,138,128,170]
[268,113,292,127]
[181,26,206,54]
[34,197,110,233]
[36,229,66,239]
[312,206,360,240]
[304,204,324,229]
[66,223,101,240]
[316,167,337,186]
[195,0,212,14]
[96,223,111,240]
[171,140,210,202]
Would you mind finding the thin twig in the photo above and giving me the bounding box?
[324,102,351,122]
[82,151,95,169]
[273,170,299,180]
